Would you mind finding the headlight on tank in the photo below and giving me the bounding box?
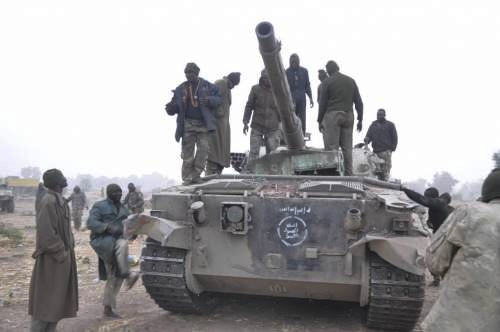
[221,202,251,235]
[392,218,410,234]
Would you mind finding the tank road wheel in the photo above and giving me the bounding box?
[367,252,425,331]
[140,238,217,314]
[6,199,14,213]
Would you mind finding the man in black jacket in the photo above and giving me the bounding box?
[364,108,398,181]
[401,186,453,286]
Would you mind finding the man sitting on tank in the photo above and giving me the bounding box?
[243,69,282,160]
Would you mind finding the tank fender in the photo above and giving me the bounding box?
[349,235,429,275]
[124,214,190,249]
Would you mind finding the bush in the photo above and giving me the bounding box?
[0,223,23,244]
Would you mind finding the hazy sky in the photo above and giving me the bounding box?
[1,0,499,184]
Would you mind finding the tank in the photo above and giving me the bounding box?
[125,22,430,331]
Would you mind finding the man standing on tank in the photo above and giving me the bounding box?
[285,53,313,134]
[317,69,328,104]
[318,60,363,176]
[363,108,398,181]
[243,70,281,160]
[206,72,241,175]
[165,62,222,185]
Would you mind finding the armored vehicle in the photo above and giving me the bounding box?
[126,22,430,331]
[0,184,15,213]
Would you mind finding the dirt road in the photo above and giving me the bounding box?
[0,197,437,332]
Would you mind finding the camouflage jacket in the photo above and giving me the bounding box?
[122,191,144,213]
[66,192,87,211]
[422,200,500,332]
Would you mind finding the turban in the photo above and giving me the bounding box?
[184,62,200,75]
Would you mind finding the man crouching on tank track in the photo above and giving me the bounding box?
[243,69,282,161]
[87,184,139,319]
[422,168,500,332]
[165,62,222,185]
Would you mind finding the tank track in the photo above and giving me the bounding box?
[367,252,425,331]
[140,238,216,313]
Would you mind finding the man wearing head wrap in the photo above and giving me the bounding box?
[122,182,144,213]
[285,54,313,134]
[206,72,241,175]
[165,62,222,185]
[29,169,78,331]
[317,69,328,104]
[318,60,363,176]
[66,185,88,231]
[422,168,500,332]
[363,108,398,181]
[87,184,139,318]
[243,70,282,160]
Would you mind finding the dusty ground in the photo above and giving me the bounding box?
[0,197,438,332]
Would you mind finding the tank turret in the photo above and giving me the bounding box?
[239,22,344,176]
[255,21,304,150]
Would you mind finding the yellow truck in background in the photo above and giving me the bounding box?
[0,176,39,196]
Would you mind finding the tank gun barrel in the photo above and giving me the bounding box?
[255,21,305,150]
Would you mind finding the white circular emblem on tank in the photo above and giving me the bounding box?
[277,216,308,247]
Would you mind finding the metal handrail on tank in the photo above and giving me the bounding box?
[255,21,305,150]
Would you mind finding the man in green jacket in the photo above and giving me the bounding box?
[206,72,241,175]
[243,70,281,160]
[87,184,139,318]
[318,60,363,175]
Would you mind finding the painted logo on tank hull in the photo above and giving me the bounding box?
[277,216,308,247]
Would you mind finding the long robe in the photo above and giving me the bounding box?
[208,77,232,167]
[28,190,78,322]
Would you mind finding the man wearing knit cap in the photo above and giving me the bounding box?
[364,108,398,181]
[422,167,500,331]
[29,169,78,331]
[243,70,281,160]
[285,53,313,134]
[87,184,139,318]
[165,62,222,184]
[318,60,363,175]
[207,72,241,175]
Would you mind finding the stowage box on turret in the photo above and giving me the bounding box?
[126,22,430,331]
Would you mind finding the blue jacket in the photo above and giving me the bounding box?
[285,66,312,103]
[170,78,222,142]
[87,198,130,266]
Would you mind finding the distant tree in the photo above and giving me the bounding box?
[21,167,32,178]
[20,166,42,179]
[79,178,93,192]
[431,171,459,194]
[31,167,41,180]
[454,179,483,201]
[493,150,500,168]
[403,178,428,193]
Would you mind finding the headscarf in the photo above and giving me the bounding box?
[42,169,64,190]
[106,183,122,197]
